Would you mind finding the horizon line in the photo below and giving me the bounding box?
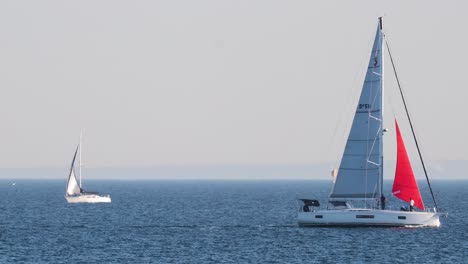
[0,159,466,169]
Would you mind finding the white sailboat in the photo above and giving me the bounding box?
[65,134,111,203]
[298,18,443,227]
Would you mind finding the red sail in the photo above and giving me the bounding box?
[392,120,425,210]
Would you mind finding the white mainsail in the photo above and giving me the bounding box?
[330,22,384,200]
[66,169,81,196]
[66,146,81,196]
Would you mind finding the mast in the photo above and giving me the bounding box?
[379,17,384,202]
[384,35,439,212]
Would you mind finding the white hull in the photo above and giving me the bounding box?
[298,209,440,227]
[65,194,111,203]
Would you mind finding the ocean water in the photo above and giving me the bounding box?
[0,179,466,263]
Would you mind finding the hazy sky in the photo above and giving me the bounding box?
[0,1,466,168]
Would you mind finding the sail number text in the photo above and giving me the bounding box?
[358,104,371,110]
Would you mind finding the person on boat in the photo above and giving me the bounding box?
[380,194,386,210]
[303,204,310,212]
[409,198,415,211]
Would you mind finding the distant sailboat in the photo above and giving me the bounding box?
[65,134,111,203]
[298,18,443,227]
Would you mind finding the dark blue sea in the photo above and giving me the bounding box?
[0,180,466,263]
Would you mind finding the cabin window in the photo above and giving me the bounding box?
[315,215,323,218]
[331,201,347,207]
[356,215,374,219]
[398,216,406,220]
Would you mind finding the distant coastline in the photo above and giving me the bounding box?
[0,160,466,180]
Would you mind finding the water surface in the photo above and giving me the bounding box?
[0,180,465,263]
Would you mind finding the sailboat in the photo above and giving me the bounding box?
[65,134,111,203]
[297,18,442,227]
